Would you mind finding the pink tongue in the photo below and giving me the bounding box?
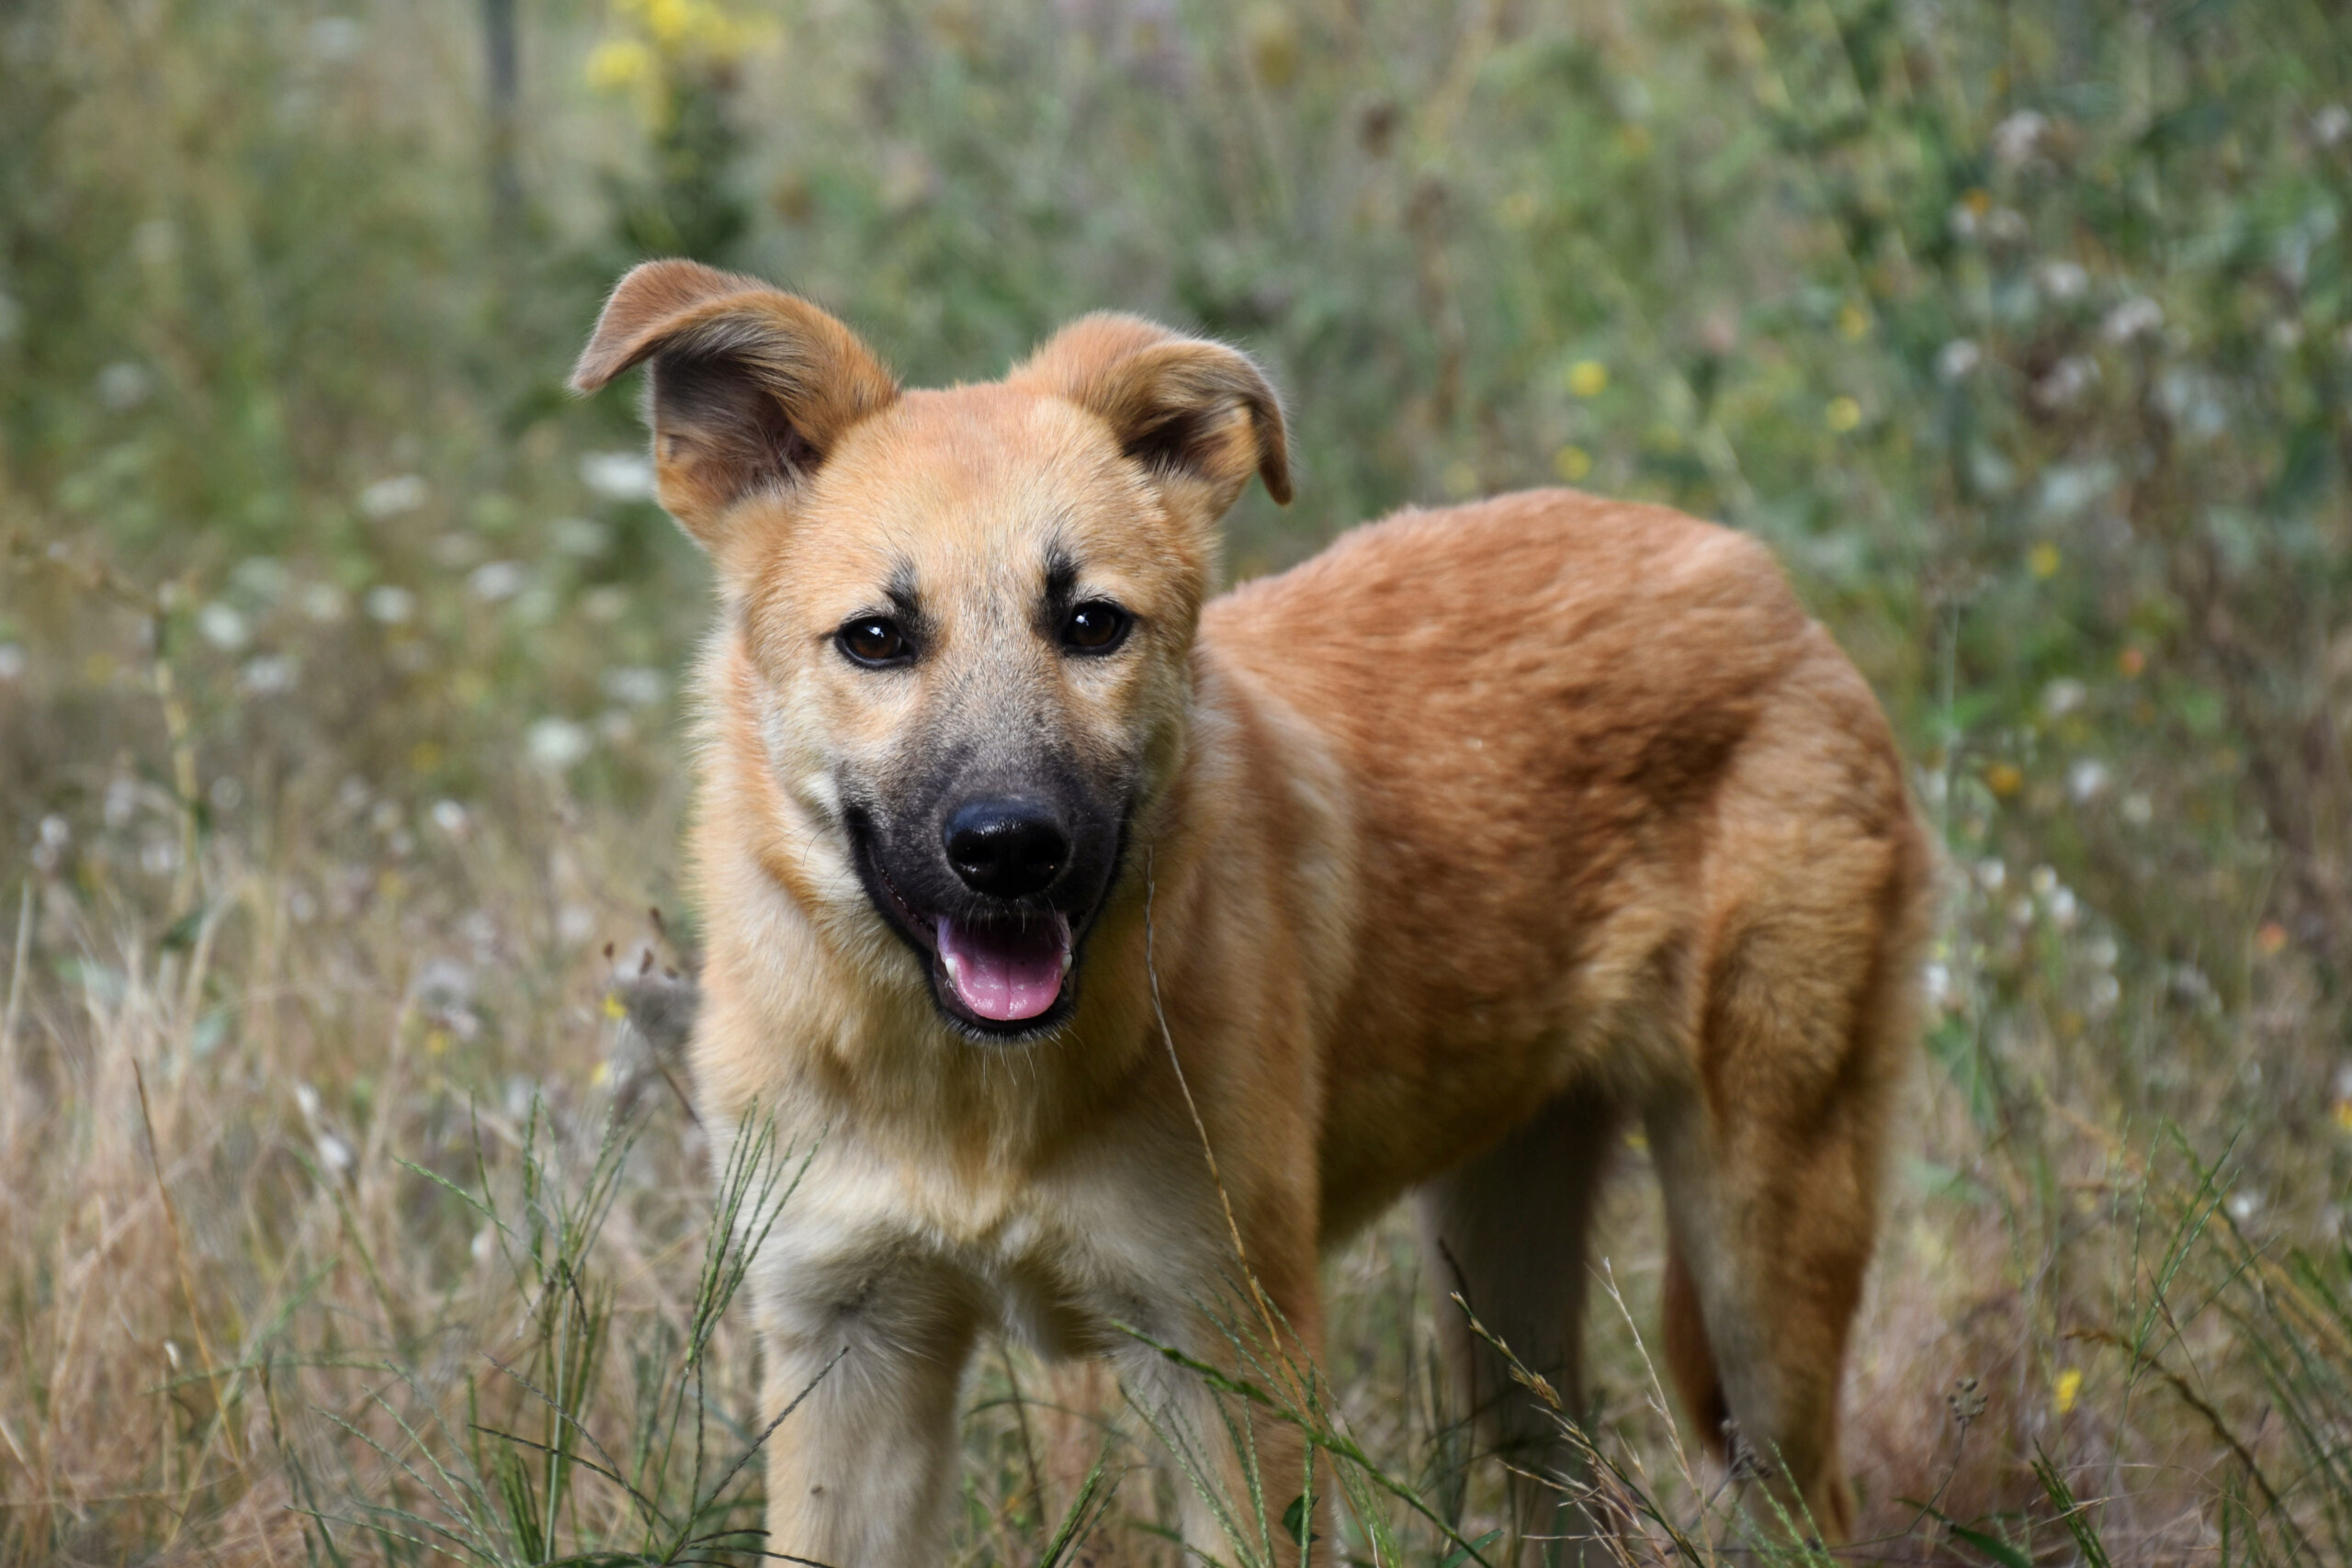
[935,914,1071,1022]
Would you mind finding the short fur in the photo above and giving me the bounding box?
[573,261,1933,1567]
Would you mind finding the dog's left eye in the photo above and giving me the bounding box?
[838,616,912,667]
[1059,601,1131,655]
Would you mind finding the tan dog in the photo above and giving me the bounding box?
[572,260,1932,1567]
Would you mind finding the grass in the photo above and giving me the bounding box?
[4,0,2351,1561]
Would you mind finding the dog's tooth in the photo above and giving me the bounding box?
[1060,948,1074,975]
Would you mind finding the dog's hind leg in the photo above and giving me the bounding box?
[1644,824,1925,1545]
[1417,1081,1622,1566]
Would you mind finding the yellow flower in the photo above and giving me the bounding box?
[1826,396,1861,433]
[1838,303,1871,342]
[586,37,655,91]
[1984,762,2024,798]
[2029,542,2062,579]
[603,991,628,1021]
[2335,1098,2352,1134]
[1553,445,1593,482]
[2052,1368,2082,1415]
[424,1027,451,1058]
[591,1059,613,1088]
[1566,360,1609,398]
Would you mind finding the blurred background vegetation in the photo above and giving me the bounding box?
[2,0,2349,1563]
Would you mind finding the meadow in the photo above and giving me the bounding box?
[2,0,2348,1562]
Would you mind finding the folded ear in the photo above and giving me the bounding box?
[1012,314,1292,514]
[571,260,898,550]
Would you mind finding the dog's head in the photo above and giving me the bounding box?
[573,262,1288,1040]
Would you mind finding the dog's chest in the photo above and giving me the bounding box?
[758,1126,1221,1359]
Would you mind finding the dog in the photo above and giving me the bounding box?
[572,259,1933,1567]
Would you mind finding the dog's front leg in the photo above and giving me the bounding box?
[754,1262,986,1568]
[1111,1263,1324,1566]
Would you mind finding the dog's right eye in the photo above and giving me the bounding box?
[837,616,912,667]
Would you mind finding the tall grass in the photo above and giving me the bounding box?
[5,0,2350,1562]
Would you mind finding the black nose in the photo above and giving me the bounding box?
[943,798,1070,898]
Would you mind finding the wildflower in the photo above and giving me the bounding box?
[197,602,250,650]
[1552,445,1592,482]
[1566,360,1609,397]
[469,560,525,602]
[1984,762,2023,797]
[1935,339,1980,381]
[1838,303,1871,341]
[2029,542,2061,579]
[586,37,655,92]
[1992,110,2048,168]
[364,584,416,625]
[527,717,592,772]
[2256,921,2288,956]
[1826,396,1861,433]
[2052,1368,2082,1415]
[2117,646,2145,677]
[2102,297,2163,344]
[581,450,657,501]
[358,474,428,519]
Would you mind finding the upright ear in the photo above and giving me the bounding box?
[571,260,898,550]
[1012,314,1292,514]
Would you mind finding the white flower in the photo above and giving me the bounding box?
[2034,355,2099,408]
[196,602,250,651]
[2068,759,2110,802]
[364,584,416,625]
[2036,261,2088,301]
[96,361,153,411]
[2041,677,2087,717]
[526,717,591,772]
[2102,298,2164,344]
[580,452,656,501]
[299,582,349,623]
[239,655,298,694]
[1992,110,2049,168]
[359,474,429,519]
[600,666,666,706]
[1935,339,1981,382]
[549,517,612,558]
[431,799,470,838]
[469,561,526,602]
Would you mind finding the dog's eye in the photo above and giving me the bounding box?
[1059,601,1131,655]
[838,616,911,667]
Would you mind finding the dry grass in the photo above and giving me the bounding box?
[6,0,2351,1560]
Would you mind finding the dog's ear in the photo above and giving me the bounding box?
[1013,314,1291,514]
[571,260,898,551]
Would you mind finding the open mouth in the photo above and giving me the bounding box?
[936,912,1073,1023]
[849,819,1082,1037]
